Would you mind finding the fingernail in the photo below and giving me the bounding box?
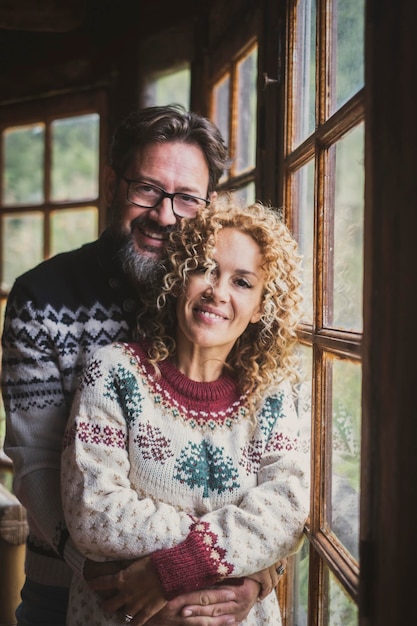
[183,609,192,617]
[225,592,235,600]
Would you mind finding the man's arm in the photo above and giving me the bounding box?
[84,558,286,625]
[1,286,77,564]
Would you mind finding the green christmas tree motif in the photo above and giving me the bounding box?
[174,441,240,497]
[259,392,284,438]
[103,364,144,426]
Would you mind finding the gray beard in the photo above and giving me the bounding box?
[118,236,166,287]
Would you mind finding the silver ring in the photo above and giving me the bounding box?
[123,614,134,624]
[276,564,285,576]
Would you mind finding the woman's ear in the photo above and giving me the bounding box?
[250,308,263,324]
[103,165,117,206]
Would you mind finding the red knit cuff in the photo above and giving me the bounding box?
[151,521,234,600]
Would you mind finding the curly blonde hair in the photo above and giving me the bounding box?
[136,195,303,410]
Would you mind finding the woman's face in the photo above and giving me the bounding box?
[176,227,265,359]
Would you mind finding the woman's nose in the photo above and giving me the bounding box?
[209,277,229,302]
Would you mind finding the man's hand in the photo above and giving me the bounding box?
[148,578,260,625]
[83,557,280,624]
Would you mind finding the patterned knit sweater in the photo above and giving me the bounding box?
[1,229,140,587]
[61,342,310,625]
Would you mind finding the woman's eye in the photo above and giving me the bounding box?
[235,277,252,288]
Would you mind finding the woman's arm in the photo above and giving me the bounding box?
[147,384,309,599]
[62,347,308,600]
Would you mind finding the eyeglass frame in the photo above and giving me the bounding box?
[117,173,210,218]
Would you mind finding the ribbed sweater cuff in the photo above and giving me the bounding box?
[151,523,233,600]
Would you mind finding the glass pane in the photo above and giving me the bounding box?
[326,566,358,625]
[292,161,314,321]
[51,114,99,202]
[212,73,230,171]
[292,536,309,626]
[330,357,361,561]
[292,0,316,147]
[50,207,98,256]
[236,46,258,173]
[332,0,365,113]
[232,183,256,205]
[1,212,43,290]
[3,124,45,205]
[331,123,364,331]
[143,65,191,108]
[297,344,312,452]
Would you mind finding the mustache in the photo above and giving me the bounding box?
[130,214,177,236]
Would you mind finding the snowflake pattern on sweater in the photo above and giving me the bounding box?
[61,342,310,625]
[1,230,140,585]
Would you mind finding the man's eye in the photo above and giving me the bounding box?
[178,194,200,205]
[137,183,158,195]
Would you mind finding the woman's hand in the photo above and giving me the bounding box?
[87,556,167,625]
[246,559,287,600]
[84,557,280,624]
[84,557,261,624]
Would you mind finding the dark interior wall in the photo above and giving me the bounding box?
[0,0,200,130]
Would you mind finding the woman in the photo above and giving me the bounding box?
[61,197,310,625]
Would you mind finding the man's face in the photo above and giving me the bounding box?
[105,141,212,284]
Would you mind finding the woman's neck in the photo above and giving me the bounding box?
[173,342,229,382]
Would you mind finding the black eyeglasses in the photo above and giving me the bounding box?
[118,175,210,218]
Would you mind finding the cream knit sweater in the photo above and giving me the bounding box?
[61,342,309,625]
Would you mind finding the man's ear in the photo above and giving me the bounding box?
[103,165,117,206]
[209,190,217,203]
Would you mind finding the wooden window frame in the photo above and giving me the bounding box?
[0,90,107,306]
[281,0,365,623]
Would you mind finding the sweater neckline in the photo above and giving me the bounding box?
[126,342,240,404]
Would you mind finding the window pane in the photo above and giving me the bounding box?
[1,212,43,290]
[212,74,230,160]
[330,357,361,561]
[331,123,364,331]
[236,46,258,173]
[332,0,364,112]
[50,207,98,256]
[51,114,99,202]
[293,0,316,147]
[232,183,256,205]
[292,537,309,626]
[326,566,358,625]
[143,65,191,108]
[297,344,312,451]
[292,161,315,322]
[3,124,45,205]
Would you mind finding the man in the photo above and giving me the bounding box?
[2,105,276,626]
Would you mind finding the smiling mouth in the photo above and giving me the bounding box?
[135,222,166,240]
[195,307,227,321]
